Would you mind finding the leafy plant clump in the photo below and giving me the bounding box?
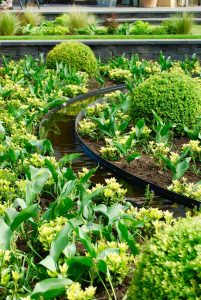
[0,12,20,36]
[19,11,43,27]
[162,12,194,35]
[46,41,97,75]
[129,70,201,134]
[56,5,96,33]
[127,214,201,300]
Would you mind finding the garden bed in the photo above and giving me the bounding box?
[0,49,200,299]
[76,102,201,209]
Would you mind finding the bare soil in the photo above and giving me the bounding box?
[84,137,200,189]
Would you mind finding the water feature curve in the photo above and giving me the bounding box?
[39,86,184,214]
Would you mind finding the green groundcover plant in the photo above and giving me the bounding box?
[127,214,201,300]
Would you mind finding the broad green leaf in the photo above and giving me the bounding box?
[31,278,72,300]
[29,166,50,194]
[113,141,126,156]
[160,155,175,172]
[79,186,105,215]
[93,204,107,215]
[136,118,145,130]
[45,159,58,184]
[97,259,107,274]
[0,218,13,250]
[25,182,35,206]
[58,180,76,201]
[59,153,81,168]
[39,255,57,272]
[77,227,96,258]
[67,256,93,267]
[10,204,38,231]
[49,217,82,261]
[118,119,130,132]
[49,222,71,261]
[175,157,191,180]
[53,197,75,218]
[160,124,172,137]
[4,208,18,226]
[64,167,77,181]
[106,204,125,225]
[79,166,98,184]
[126,152,141,164]
[117,221,139,255]
[125,132,135,150]
[63,243,76,258]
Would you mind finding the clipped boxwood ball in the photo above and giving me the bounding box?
[127,215,201,300]
[46,41,97,75]
[129,71,201,133]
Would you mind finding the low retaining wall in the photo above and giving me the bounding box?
[1,40,201,61]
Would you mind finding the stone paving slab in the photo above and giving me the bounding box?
[12,4,201,13]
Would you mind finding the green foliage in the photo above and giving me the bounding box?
[129,21,150,35]
[163,12,194,35]
[129,71,201,134]
[19,11,43,27]
[55,6,96,33]
[43,26,69,36]
[0,12,20,36]
[46,42,97,75]
[94,26,108,35]
[127,214,201,300]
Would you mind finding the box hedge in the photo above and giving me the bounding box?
[46,41,97,75]
[127,214,201,300]
[129,71,201,133]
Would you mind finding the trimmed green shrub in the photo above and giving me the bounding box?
[46,41,97,75]
[127,214,201,300]
[129,71,201,133]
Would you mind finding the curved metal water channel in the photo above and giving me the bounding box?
[40,86,185,214]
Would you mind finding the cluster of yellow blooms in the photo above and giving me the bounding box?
[127,207,174,237]
[38,216,67,251]
[100,145,120,161]
[66,282,96,300]
[78,119,96,137]
[149,141,170,165]
[86,102,108,117]
[88,177,127,205]
[108,68,132,82]
[168,177,201,201]
[96,240,134,285]
[24,153,58,169]
[64,85,88,97]
[182,140,201,160]
[130,125,152,138]
[104,90,122,104]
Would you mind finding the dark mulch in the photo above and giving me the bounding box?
[84,137,200,189]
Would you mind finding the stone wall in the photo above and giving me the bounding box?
[0,40,201,62]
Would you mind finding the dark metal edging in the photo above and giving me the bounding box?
[75,99,201,210]
[40,84,126,129]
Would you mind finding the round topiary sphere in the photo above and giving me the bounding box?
[129,71,201,133]
[46,41,97,75]
[127,215,201,300]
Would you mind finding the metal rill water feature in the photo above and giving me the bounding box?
[40,85,199,214]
